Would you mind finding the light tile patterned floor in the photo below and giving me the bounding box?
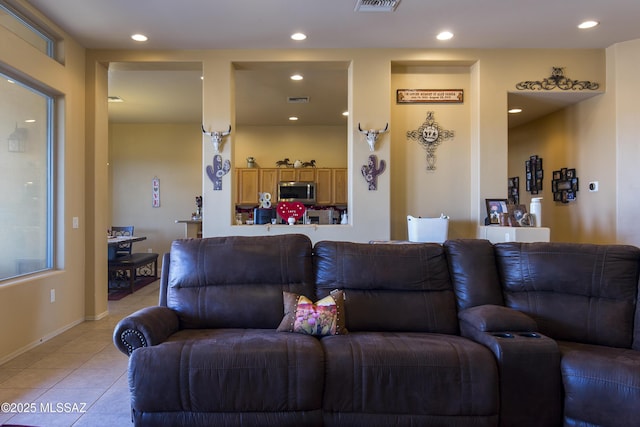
[0,281,160,427]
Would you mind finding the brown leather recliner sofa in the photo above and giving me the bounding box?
[113,234,640,426]
[444,239,640,427]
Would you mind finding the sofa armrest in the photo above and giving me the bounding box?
[459,305,562,427]
[113,306,180,356]
[459,304,537,334]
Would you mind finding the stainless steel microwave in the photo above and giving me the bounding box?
[278,181,316,205]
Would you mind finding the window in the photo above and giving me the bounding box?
[0,2,55,58]
[0,72,53,280]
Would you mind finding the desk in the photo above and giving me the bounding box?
[477,226,550,243]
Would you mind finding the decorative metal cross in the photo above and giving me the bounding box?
[406,111,454,170]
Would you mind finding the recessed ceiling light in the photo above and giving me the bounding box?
[289,116,299,121]
[291,32,307,41]
[578,20,599,29]
[24,119,36,123]
[342,111,349,117]
[131,34,148,42]
[508,108,522,114]
[290,74,303,81]
[436,31,454,41]
[108,96,124,103]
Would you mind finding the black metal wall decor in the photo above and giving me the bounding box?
[516,67,600,91]
[525,155,543,194]
[552,168,579,203]
[406,111,455,170]
[508,176,520,205]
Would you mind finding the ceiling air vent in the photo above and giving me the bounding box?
[287,96,309,103]
[354,0,401,12]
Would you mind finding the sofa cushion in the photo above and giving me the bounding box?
[559,341,640,427]
[321,332,498,421]
[495,242,640,348]
[314,241,458,333]
[129,329,324,414]
[277,290,347,336]
[166,234,314,329]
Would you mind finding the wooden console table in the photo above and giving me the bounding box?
[477,226,550,243]
[175,219,202,238]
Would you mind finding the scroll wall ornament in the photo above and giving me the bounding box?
[206,154,231,191]
[515,67,600,91]
[406,111,455,170]
[361,154,386,190]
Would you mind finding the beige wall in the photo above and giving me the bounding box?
[235,125,347,169]
[0,2,87,362]
[109,123,202,260]
[5,0,640,364]
[612,39,640,246]
[390,65,472,240]
[508,93,617,243]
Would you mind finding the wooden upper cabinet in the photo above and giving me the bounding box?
[315,168,332,205]
[259,168,279,199]
[332,168,348,205]
[236,168,259,206]
[296,168,316,182]
[278,168,315,182]
[235,167,347,207]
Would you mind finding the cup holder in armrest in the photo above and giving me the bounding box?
[518,332,541,338]
[491,332,515,338]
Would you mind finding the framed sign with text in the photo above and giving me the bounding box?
[397,89,464,104]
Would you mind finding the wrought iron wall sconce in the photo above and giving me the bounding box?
[516,67,599,91]
[552,168,579,203]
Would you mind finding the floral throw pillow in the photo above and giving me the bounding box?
[277,289,348,336]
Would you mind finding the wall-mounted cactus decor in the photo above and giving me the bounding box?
[361,154,386,191]
[206,154,231,190]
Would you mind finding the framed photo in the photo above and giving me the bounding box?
[485,199,508,224]
[552,167,579,203]
[508,176,519,205]
[508,204,527,222]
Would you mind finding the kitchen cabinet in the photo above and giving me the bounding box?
[315,168,333,205]
[236,168,347,207]
[236,168,259,206]
[278,168,296,181]
[332,168,348,205]
[278,168,315,182]
[259,168,279,199]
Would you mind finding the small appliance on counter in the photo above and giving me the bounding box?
[306,209,334,225]
[253,208,276,225]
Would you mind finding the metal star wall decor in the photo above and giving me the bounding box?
[516,67,599,91]
[406,111,455,170]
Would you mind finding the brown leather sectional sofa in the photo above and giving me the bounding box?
[113,234,640,426]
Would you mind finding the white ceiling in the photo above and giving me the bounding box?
[26,0,637,126]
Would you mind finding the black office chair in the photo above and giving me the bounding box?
[111,226,134,257]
